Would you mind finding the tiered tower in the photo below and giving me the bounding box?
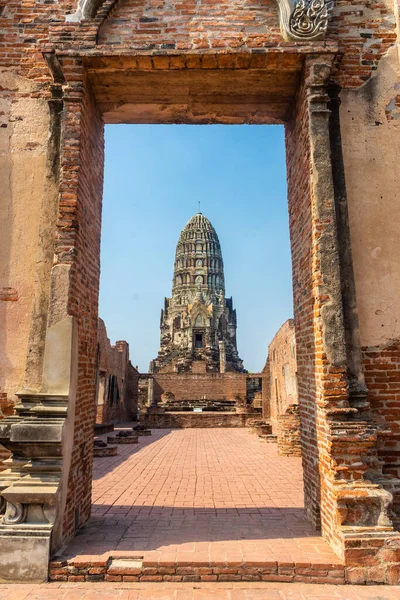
[152,213,244,373]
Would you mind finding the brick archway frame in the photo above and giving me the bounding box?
[0,3,399,584]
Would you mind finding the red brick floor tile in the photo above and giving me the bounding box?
[57,428,341,568]
[6,583,400,599]
[137,591,178,599]
[0,587,32,600]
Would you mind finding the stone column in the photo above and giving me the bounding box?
[147,377,154,407]
[327,84,369,408]
[219,341,226,374]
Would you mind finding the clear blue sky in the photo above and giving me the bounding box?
[99,125,293,373]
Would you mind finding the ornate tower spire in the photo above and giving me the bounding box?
[152,213,244,374]
[173,212,225,298]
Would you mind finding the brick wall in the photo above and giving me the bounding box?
[277,404,302,457]
[363,342,400,520]
[95,318,139,424]
[153,372,247,402]
[246,375,263,408]
[96,0,395,89]
[99,0,281,50]
[267,319,298,427]
[59,74,105,542]
[287,63,358,554]
[0,0,395,85]
[144,412,253,428]
[261,357,271,419]
[261,320,300,455]
[285,81,321,528]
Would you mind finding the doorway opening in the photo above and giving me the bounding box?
[52,117,342,579]
[194,332,204,349]
[45,54,358,583]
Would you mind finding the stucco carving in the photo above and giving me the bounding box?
[66,0,332,41]
[287,0,332,40]
[3,502,27,525]
[66,0,103,21]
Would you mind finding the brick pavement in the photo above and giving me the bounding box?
[52,429,344,583]
[3,581,400,599]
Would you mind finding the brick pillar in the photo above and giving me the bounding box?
[286,54,349,533]
[51,59,104,545]
[287,56,400,570]
[304,55,349,536]
[0,56,104,582]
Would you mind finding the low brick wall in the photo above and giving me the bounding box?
[153,372,247,402]
[277,404,302,457]
[143,411,253,428]
[49,557,345,584]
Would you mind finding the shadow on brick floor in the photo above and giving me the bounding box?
[66,429,336,567]
[55,505,337,568]
[92,429,173,481]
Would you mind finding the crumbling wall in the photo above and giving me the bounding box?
[285,75,329,532]
[277,404,302,457]
[268,320,298,426]
[262,320,300,455]
[261,357,271,419]
[0,71,51,406]
[96,318,139,424]
[340,46,400,514]
[246,375,263,409]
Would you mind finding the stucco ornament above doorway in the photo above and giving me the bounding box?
[66,0,333,41]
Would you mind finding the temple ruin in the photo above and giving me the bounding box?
[152,212,244,375]
[140,212,262,426]
[1,0,400,584]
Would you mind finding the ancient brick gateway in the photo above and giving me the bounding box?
[1,0,400,585]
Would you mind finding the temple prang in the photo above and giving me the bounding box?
[152,213,245,375]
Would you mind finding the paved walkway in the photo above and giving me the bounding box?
[57,428,338,566]
[3,581,400,599]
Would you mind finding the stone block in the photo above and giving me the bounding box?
[107,436,138,444]
[93,445,118,457]
[0,533,50,582]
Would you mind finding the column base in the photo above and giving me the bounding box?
[0,527,51,582]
